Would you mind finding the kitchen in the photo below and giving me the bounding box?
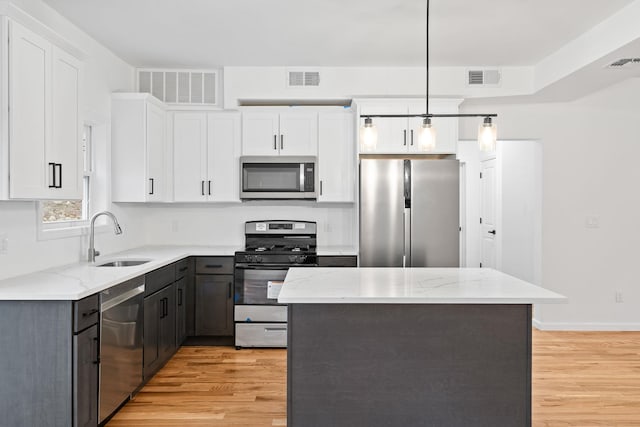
[0,0,640,426]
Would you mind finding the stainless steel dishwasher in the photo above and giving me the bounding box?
[99,276,145,423]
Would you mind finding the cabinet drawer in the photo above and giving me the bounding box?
[195,257,233,275]
[73,294,99,333]
[317,256,357,267]
[175,258,190,280]
[146,263,176,296]
[235,323,287,348]
[235,305,287,322]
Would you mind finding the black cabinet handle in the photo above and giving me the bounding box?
[280,134,284,150]
[92,336,100,365]
[178,288,183,306]
[205,264,223,269]
[149,178,155,195]
[82,308,99,317]
[320,180,323,196]
[488,230,497,235]
[208,180,211,195]
[179,267,188,273]
[228,282,232,299]
[164,297,168,317]
[273,135,277,150]
[403,129,407,146]
[410,129,414,146]
[201,180,205,196]
[48,163,56,188]
[55,163,62,188]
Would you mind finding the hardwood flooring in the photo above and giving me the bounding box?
[107,330,640,426]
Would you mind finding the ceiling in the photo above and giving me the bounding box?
[42,0,634,68]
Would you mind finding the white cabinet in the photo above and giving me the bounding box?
[6,20,82,200]
[112,94,167,202]
[318,111,355,202]
[358,99,461,155]
[173,111,240,202]
[242,111,317,156]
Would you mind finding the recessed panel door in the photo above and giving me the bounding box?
[481,158,497,269]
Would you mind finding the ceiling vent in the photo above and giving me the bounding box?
[287,70,320,87]
[606,58,640,69]
[137,68,219,106]
[467,69,501,87]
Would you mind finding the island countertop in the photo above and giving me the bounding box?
[278,267,567,304]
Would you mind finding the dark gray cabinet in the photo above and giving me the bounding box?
[73,324,99,427]
[0,294,99,427]
[144,264,178,380]
[195,256,234,336]
[175,276,187,346]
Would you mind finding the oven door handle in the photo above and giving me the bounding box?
[235,263,318,270]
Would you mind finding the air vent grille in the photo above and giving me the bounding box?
[288,70,321,87]
[137,69,219,106]
[467,69,501,86]
[607,58,640,68]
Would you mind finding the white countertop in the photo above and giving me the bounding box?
[0,245,238,301]
[316,246,358,256]
[278,267,567,304]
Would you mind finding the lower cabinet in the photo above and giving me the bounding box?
[143,283,176,380]
[317,255,358,267]
[195,274,234,336]
[175,276,187,346]
[194,256,234,337]
[73,324,99,427]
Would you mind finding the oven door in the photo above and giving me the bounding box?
[235,265,289,305]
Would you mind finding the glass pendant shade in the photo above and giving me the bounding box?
[359,117,378,152]
[418,117,436,151]
[478,118,497,152]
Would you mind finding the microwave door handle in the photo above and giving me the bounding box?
[300,163,304,191]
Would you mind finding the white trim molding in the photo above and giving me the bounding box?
[533,318,640,331]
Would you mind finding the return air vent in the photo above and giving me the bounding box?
[287,70,321,87]
[467,69,501,87]
[606,58,640,69]
[137,68,219,106]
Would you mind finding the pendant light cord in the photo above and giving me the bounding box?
[426,0,429,117]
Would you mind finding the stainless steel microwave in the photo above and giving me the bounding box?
[240,156,317,200]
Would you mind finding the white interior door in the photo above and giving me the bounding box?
[481,158,497,268]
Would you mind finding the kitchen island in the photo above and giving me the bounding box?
[279,267,566,427]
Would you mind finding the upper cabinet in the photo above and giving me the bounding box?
[318,111,355,202]
[173,111,240,202]
[112,93,167,202]
[4,20,83,200]
[358,99,461,155]
[242,111,318,156]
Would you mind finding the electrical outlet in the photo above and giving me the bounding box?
[615,291,623,303]
[0,233,8,255]
[586,216,600,228]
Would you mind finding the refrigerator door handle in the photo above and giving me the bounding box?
[404,208,411,267]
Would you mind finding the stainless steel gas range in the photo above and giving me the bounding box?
[234,220,317,349]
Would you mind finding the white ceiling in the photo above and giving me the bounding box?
[42,0,634,68]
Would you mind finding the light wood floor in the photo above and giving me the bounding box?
[107,330,640,426]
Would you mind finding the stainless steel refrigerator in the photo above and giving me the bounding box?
[360,157,460,267]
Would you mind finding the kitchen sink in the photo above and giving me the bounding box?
[96,259,151,267]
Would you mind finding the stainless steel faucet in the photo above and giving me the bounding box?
[88,211,123,263]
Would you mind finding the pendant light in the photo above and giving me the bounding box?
[359,0,498,153]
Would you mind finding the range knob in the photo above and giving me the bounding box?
[295,255,307,264]
[255,255,263,263]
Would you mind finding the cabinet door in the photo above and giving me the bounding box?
[242,112,279,155]
[173,112,207,201]
[195,275,234,336]
[278,112,318,156]
[51,46,83,199]
[146,102,165,201]
[73,324,99,427]
[159,284,176,362]
[175,277,187,346]
[358,104,407,154]
[427,116,458,154]
[8,21,52,199]
[318,112,355,202]
[143,293,160,379]
[207,112,240,201]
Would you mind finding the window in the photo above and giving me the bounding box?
[39,125,93,233]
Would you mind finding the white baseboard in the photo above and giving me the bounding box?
[533,318,640,331]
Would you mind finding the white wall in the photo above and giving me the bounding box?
[0,0,142,280]
[140,202,356,248]
[460,78,640,330]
